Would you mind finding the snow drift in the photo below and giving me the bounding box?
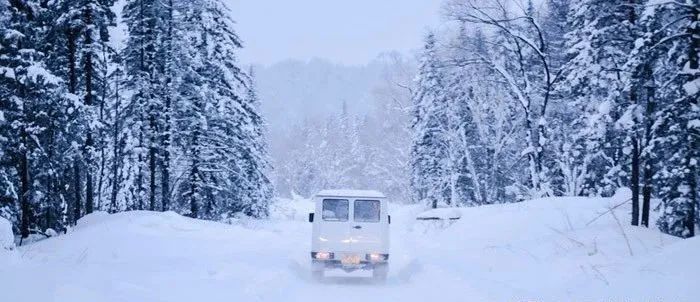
[0,194,697,302]
[0,216,13,251]
[0,216,16,267]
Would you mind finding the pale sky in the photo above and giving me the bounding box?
[224,0,443,66]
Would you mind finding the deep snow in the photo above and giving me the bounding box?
[0,217,17,267]
[1,194,698,302]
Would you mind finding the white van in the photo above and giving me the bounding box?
[308,190,390,280]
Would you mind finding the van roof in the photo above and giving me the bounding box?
[315,189,386,199]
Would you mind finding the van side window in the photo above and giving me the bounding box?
[354,200,380,222]
[322,199,349,221]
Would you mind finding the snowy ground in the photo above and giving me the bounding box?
[1,193,698,302]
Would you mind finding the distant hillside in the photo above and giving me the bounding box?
[254,58,383,132]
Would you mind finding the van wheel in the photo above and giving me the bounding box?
[372,263,388,282]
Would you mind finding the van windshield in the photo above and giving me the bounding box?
[354,200,380,222]
[322,199,349,221]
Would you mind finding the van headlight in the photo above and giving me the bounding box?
[312,252,334,260]
[366,253,388,262]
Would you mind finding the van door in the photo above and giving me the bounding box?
[318,199,352,252]
[350,199,384,253]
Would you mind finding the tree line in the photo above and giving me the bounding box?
[0,0,273,244]
[411,0,698,238]
[271,54,414,203]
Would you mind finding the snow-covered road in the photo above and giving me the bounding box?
[2,195,698,302]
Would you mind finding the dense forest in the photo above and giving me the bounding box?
[0,0,698,244]
[410,0,698,237]
[0,0,273,244]
[267,0,698,239]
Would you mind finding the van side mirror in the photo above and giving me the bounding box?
[308,213,314,223]
[388,215,391,224]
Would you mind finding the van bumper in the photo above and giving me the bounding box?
[311,252,389,272]
[312,259,384,272]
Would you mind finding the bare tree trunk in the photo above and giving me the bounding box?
[641,66,655,228]
[525,114,543,196]
[67,27,81,224]
[84,6,95,215]
[137,131,144,210]
[631,136,640,226]
[685,6,699,236]
[96,44,109,211]
[161,0,174,212]
[19,113,31,245]
[149,135,157,211]
[73,164,82,222]
[626,0,641,227]
[110,69,122,213]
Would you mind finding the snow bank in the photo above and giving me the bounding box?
[74,211,111,230]
[0,216,13,251]
[1,195,697,302]
[407,195,687,301]
[1,210,314,302]
[415,207,461,220]
[589,236,700,301]
[413,207,463,233]
[0,216,17,266]
[269,195,314,221]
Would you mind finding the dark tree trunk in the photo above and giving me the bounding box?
[190,165,199,218]
[137,131,144,210]
[189,124,200,218]
[161,136,170,211]
[149,139,156,211]
[627,0,640,227]
[110,69,122,213]
[685,145,697,238]
[160,0,173,212]
[631,136,640,226]
[46,107,57,231]
[83,6,95,215]
[19,130,31,245]
[161,99,171,211]
[685,6,699,237]
[96,45,109,211]
[67,27,81,224]
[641,66,655,228]
[74,164,82,221]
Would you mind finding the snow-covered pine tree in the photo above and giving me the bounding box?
[542,0,571,72]
[122,0,161,211]
[42,0,116,221]
[79,0,115,215]
[410,33,451,208]
[166,0,271,220]
[105,55,129,213]
[561,0,638,200]
[0,0,74,241]
[635,0,699,237]
[540,0,591,197]
[241,68,274,218]
[157,0,176,212]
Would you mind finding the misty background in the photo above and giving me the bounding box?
[224,0,443,199]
